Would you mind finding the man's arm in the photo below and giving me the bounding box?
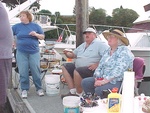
[63,50,76,59]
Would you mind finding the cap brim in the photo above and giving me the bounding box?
[83,31,96,34]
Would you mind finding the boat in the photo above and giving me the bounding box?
[45,23,150,60]
[7,0,58,32]
[9,7,58,32]
[53,34,76,59]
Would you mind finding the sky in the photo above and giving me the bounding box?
[39,0,150,16]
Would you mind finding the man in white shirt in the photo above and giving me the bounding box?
[61,27,109,98]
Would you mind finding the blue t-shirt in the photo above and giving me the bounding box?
[12,22,44,54]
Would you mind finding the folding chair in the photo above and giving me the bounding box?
[102,57,146,97]
[133,57,145,96]
[119,57,145,95]
[12,49,48,89]
[13,64,48,89]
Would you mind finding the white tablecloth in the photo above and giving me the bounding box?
[81,97,147,113]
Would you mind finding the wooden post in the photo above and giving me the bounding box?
[76,0,89,47]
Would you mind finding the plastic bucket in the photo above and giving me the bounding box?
[45,74,60,96]
[63,96,80,113]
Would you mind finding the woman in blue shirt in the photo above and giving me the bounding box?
[81,29,134,98]
[12,11,45,98]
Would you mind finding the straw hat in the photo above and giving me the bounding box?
[102,29,129,46]
[83,27,96,34]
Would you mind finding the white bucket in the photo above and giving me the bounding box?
[63,96,80,113]
[45,74,60,96]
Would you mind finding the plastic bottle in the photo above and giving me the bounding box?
[107,87,121,113]
[66,58,73,62]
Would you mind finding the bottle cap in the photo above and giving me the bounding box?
[96,78,104,80]
[112,87,118,93]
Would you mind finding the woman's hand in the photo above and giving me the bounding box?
[29,31,45,40]
[94,78,110,87]
[29,31,37,36]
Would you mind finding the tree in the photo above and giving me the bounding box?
[112,6,139,27]
[5,0,40,10]
[54,12,61,24]
[106,15,113,25]
[73,5,76,15]
[39,10,52,15]
[89,8,107,25]
[30,2,40,9]
[3,0,26,8]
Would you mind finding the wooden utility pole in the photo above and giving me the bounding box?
[76,0,89,47]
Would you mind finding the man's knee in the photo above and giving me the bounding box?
[74,70,84,82]
[74,69,80,76]
[62,65,66,71]
[62,65,73,79]
[62,65,69,73]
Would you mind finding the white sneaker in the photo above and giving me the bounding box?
[37,89,44,96]
[21,90,27,99]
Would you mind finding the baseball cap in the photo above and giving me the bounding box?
[83,27,96,34]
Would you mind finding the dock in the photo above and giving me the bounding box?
[8,68,70,113]
[7,68,150,113]
[8,48,150,113]
[7,84,69,113]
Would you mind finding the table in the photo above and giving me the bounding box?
[80,97,148,113]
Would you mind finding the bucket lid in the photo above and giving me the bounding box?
[52,69,62,74]
[63,96,80,106]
